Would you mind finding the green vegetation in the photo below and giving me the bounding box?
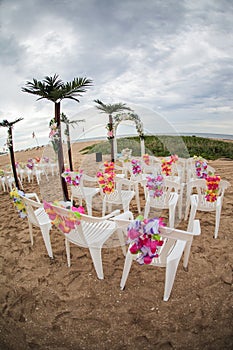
[80,135,233,160]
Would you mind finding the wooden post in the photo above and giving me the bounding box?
[55,102,69,201]
[8,126,20,189]
[66,123,73,171]
[109,114,114,162]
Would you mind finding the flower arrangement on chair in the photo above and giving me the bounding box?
[26,158,34,170]
[42,156,50,163]
[161,154,178,176]
[10,188,27,218]
[44,201,84,234]
[0,169,5,177]
[143,154,150,165]
[194,156,208,179]
[62,169,83,186]
[16,162,26,169]
[103,161,115,173]
[146,175,164,198]
[97,162,116,195]
[205,174,221,202]
[127,215,165,265]
[131,159,142,175]
[121,148,132,162]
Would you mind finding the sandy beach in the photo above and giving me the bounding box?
[0,141,232,349]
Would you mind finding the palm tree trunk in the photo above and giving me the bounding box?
[8,127,20,189]
[66,124,73,171]
[55,102,69,201]
[109,114,114,162]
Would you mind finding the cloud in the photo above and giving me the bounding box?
[0,0,232,151]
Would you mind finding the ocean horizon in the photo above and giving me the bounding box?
[71,132,233,143]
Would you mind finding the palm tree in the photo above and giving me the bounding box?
[0,118,23,189]
[60,112,85,171]
[94,99,132,162]
[22,74,92,201]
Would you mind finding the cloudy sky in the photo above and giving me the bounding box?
[0,0,233,150]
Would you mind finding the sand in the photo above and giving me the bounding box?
[0,142,232,350]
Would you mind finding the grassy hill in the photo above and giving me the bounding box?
[80,135,233,160]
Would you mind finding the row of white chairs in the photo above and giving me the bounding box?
[16,192,201,301]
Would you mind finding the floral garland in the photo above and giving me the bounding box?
[10,188,27,218]
[97,161,116,194]
[62,169,83,186]
[161,154,178,176]
[146,175,164,198]
[49,118,60,153]
[131,159,142,175]
[103,161,114,173]
[114,112,144,138]
[194,156,208,179]
[127,215,165,265]
[44,201,84,234]
[205,174,221,202]
[142,154,150,165]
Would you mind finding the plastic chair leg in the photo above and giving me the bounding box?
[40,224,53,258]
[214,206,221,239]
[144,201,150,218]
[65,238,71,267]
[163,258,180,301]
[89,247,104,279]
[120,252,133,290]
[117,228,127,255]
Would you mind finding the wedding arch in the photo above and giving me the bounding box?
[113,112,145,159]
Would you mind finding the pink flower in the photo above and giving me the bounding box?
[129,243,139,254]
[72,206,85,214]
[128,228,141,240]
[144,255,153,264]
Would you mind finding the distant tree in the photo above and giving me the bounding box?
[22,74,92,200]
[94,99,132,162]
[0,118,23,189]
[60,112,85,171]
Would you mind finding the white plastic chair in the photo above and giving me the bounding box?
[65,173,100,216]
[47,204,120,279]
[119,216,201,301]
[185,178,230,238]
[143,178,181,228]
[100,177,136,216]
[19,193,53,258]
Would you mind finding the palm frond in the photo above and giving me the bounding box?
[0,118,23,127]
[94,100,132,114]
[22,75,92,103]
